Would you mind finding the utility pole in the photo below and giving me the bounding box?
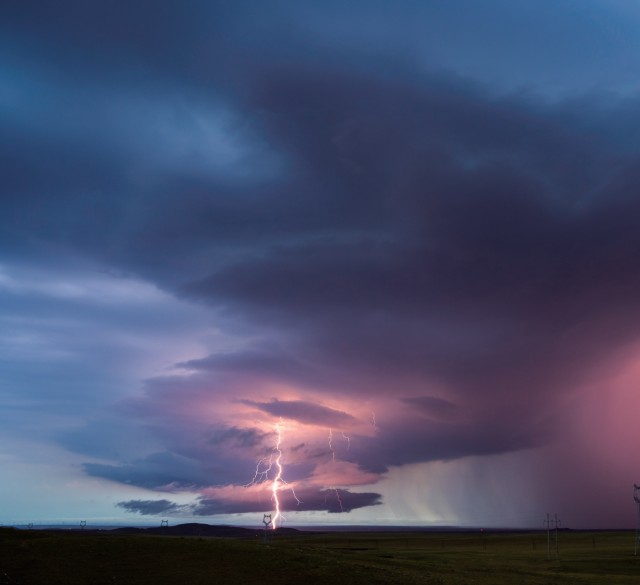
[634,484,640,556]
[544,513,561,560]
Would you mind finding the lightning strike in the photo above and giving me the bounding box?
[325,429,346,514]
[245,421,300,529]
[244,455,273,487]
[328,427,335,460]
[324,488,345,513]
[271,422,284,529]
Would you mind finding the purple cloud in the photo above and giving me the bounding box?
[240,399,355,428]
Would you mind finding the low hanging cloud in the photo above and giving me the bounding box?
[83,451,218,490]
[193,488,381,515]
[116,499,188,516]
[117,487,382,517]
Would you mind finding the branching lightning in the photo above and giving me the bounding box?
[245,421,300,529]
[326,428,349,514]
[244,455,273,487]
[246,417,363,524]
[271,422,284,528]
[329,428,350,456]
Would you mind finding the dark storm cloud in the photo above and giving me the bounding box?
[177,64,640,467]
[4,0,640,523]
[47,20,640,472]
[209,426,269,449]
[116,488,381,516]
[179,349,317,383]
[4,0,638,98]
[117,499,187,516]
[349,416,544,475]
[241,400,355,428]
[83,452,214,490]
[81,425,270,488]
[192,488,381,516]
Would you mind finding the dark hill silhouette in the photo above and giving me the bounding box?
[112,522,301,538]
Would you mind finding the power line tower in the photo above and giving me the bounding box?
[634,484,640,556]
[160,519,168,528]
[544,513,561,560]
[262,514,272,543]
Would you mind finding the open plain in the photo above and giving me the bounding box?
[1,526,638,585]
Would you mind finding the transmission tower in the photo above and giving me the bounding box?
[544,513,561,560]
[262,514,272,543]
[634,484,640,556]
[160,519,168,528]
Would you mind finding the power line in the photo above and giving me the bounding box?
[543,513,561,560]
[262,514,272,543]
[633,484,640,556]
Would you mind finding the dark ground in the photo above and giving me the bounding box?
[1,524,639,584]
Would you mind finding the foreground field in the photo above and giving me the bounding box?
[1,527,638,584]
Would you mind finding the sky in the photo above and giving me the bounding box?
[2,0,640,529]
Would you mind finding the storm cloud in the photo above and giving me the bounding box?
[240,400,356,428]
[117,499,188,516]
[2,1,640,527]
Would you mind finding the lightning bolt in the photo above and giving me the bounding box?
[271,422,284,529]
[324,488,345,512]
[249,420,360,524]
[326,429,349,514]
[328,428,335,460]
[244,455,273,487]
[245,421,300,530]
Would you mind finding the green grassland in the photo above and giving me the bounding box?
[1,527,639,584]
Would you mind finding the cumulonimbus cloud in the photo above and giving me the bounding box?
[4,0,640,527]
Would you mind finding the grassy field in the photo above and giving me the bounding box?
[1,527,639,584]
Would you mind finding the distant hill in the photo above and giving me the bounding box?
[112,522,301,538]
